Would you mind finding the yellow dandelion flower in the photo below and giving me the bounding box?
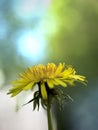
[7,63,86,101]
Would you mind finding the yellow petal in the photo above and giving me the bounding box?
[55,63,64,75]
[41,83,48,100]
[69,75,85,81]
[8,84,24,93]
[47,80,54,89]
[61,67,75,77]
[54,79,67,87]
[10,90,22,97]
[7,87,22,97]
[48,79,59,86]
[23,82,35,90]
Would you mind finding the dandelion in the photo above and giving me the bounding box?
[7,63,86,130]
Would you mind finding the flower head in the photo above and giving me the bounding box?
[8,63,86,109]
[7,63,86,109]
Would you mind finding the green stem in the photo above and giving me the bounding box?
[47,100,53,130]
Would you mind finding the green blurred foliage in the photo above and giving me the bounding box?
[45,0,98,80]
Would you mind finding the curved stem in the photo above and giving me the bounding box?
[47,99,53,130]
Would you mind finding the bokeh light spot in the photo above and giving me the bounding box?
[16,30,46,63]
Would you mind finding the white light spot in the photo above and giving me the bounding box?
[16,30,46,63]
[12,0,51,20]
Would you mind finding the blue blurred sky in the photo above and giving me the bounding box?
[0,0,52,64]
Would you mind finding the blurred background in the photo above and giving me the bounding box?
[0,0,98,130]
